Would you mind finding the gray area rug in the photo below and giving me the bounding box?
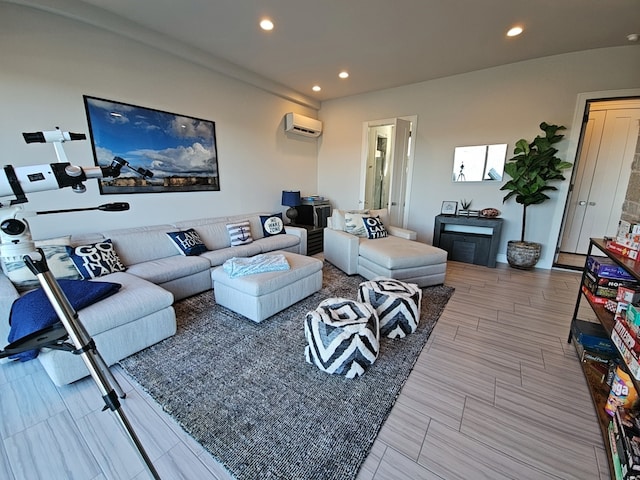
[120,262,454,480]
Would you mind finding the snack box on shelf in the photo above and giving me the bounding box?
[616,236,640,252]
[612,317,640,355]
[606,239,639,260]
[582,285,611,305]
[571,319,617,355]
[583,272,640,299]
[617,220,640,236]
[627,304,640,328]
[587,255,637,281]
[618,286,640,304]
[611,325,640,381]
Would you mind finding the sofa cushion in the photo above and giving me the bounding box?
[175,218,232,250]
[73,271,174,335]
[102,225,179,265]
[255,234,300,253]
[200,243,262,267]
[67,239,127,279]
[359,236,447,269]
[167,229,208,256]
[125,255,210,284]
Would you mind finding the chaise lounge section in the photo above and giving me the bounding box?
[324,209,447,287]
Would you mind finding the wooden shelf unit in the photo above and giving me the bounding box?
[568,237,640,478]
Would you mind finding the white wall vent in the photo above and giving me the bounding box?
[284,112,322,138]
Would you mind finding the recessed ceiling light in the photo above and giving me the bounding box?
[312,85,321,92]
[338,71,349,79]
[628,33,639,42]
[507,26,523,37]
[260,18,274,31]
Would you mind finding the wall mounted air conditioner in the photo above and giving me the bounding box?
[284,112,323,138]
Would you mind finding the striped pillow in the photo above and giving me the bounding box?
[226,220,254,246]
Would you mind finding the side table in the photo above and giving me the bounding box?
[296,225,325,256]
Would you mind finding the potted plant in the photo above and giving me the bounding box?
[500,122,573,269]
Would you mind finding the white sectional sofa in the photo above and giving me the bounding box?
[0,212,307,385]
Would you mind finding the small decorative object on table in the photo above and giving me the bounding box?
[458,199,479,216]
[480,208,501,218]
[441,201,458,216]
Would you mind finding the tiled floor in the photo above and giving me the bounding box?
[0,260,609,479]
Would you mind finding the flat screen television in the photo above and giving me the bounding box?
[83,95,220,194]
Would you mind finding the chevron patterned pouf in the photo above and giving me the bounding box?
[358,278,422,339]
[304,297,379,378]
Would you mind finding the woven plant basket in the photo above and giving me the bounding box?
[506,240,541,269]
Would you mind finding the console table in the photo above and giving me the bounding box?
[433,214,503,267]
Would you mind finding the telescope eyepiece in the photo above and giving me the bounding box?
[0,218,27,236]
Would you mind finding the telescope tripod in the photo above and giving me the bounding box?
[1,250,160,479]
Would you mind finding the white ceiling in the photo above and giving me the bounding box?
[13,0,640,106]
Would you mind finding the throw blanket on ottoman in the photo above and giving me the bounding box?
[222,253,290,279]
[7,279,121,361]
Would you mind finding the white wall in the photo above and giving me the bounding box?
[317,46,640,268]
[0,3,319,239]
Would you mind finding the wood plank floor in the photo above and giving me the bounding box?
[0,260,609,479]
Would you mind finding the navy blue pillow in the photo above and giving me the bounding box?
[66,239,127,279]
[260,213,285,237]
[363,216,388,239]
[167,229,208,256]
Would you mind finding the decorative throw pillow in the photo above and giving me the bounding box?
[1,243,82,292]
[362,216,388,239]
[167,229,208,256]
[344,212,369,237]
[66,239,127,279]
[226,221,253,246]
[333,209,369,232]
[259,213,285,237]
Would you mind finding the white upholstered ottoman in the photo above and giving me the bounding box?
[357,236,447,287]
[211,251,323,322]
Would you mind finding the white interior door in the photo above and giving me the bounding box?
[361,116,415,227]
[388,118,411,227]
[560,100,640,253]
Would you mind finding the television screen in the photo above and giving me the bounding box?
[83,95,220,194]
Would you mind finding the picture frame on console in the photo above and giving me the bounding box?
[83,95,220,194]
[441,201,458,215]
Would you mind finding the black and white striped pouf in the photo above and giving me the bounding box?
[304,297,379,378]
[358,278,422,338]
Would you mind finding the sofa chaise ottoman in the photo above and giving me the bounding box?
[211,251,323,322]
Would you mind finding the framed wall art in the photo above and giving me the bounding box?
[83,95,220,194]
[441,201,458,215]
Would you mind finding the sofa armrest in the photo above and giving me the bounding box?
[324,228,359,275]
[386,225,417,241]
[0,273,19,345]
[284,225,307,256]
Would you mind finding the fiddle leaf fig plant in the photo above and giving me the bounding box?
[500,122,573,242]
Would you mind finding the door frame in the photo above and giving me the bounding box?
[555,88,640,263]
[359,115,417,228]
